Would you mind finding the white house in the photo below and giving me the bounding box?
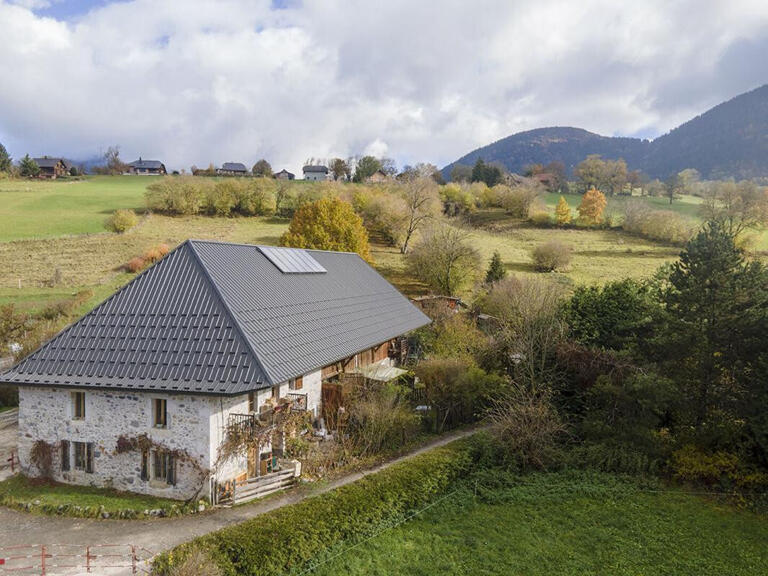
[302,165,330,181]
[2,241,429,501]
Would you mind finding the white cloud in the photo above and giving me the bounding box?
[0,0,766,173]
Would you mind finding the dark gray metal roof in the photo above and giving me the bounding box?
[1,240,430,395]
[129,159,165,170]
[33,157,64,168]
[221,162,248,172]
[302,165,328,173]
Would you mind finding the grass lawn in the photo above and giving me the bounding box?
[0,474,197,518]
[311,472,768,576]
[0,176,151,241]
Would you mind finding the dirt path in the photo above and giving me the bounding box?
[0,427,478,573]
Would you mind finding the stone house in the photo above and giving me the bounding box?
[127,157,167,175]
[1,241,429,501]
[302,165,330,181]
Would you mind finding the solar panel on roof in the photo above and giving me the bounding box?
[258,245,327,274]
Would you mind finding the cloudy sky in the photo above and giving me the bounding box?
[1,0,767,173]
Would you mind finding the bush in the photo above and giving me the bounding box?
[168,549,221,576]
[529,210,551,226]
[501,185,540,218]
[487,386,566,471]
[344,387,421,456]
[146,177,211,215]
[670,445,739,485]
[622,199,693,244]
[531,241,572,272]
[125,257,145,273]
[153,437,485,576]
[105,209,138,233]
[205,180,239,216]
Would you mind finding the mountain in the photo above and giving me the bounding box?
[442,84,768,181]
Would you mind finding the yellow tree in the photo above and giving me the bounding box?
[280,196,372,262]
[555,196,572,226]
[577,188,607,226]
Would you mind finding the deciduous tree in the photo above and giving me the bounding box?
[252,159,273,177]
[555,196,572,225]
[329,158,351,181]
[280,196,371,261]
[399,177,442,254]
[407,225,480,296]
[577,188,607,226]
[352,156,382,182]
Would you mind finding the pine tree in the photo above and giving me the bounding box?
[0,142,11,173]
[555,196,572,225]
[577,187,607,226]
[485,251,506,284]
[19,154,39,178]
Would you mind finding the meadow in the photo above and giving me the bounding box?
[0,176,690,316]
[311,472,768,576]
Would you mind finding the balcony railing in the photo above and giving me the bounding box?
[286,392,308,412]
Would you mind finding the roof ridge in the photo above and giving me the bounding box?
[186,240,276,386]
[187,238,362,257]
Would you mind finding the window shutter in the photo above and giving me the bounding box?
[61,440,70,472]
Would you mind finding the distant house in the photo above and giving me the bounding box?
[366,169,390,183]
[2,241,430,502]
[217,162,249,176]
[302,165,330,181]
[531,173,556,189]
[274,169,295,181]
[127,157,167,175]
[33,157,69,179]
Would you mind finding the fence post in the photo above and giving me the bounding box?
[40,545,46,576]
[131,545,137,575]
[86,545,91,573]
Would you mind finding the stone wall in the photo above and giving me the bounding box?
[18,387,212,501]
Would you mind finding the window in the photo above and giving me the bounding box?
[60,440,70,472]
[140,449,149,481]
[153,398,167,428]
[289,376,303,391]
[72,391,86,420]
[272,385,280,400]
[73,441,93,473]
[152,450,175,485]
[248,392,255,413]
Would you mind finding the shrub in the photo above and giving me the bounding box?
[143,243,170,264]
[344,387,421,456]
[487,386,566,471]
[621,199,693,244]
[146,177,210,215]
[125,257,145,273]
[153,437,484,576]
[529,210,551,226]
[205,180,239,216]
[105,209,138,233]
[531,241,572,272]
[440,183,476,216]
[501,185,540,218]
[236,179,277,216]
[670,445,739,486]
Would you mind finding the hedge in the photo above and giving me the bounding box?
[153,435,489,575]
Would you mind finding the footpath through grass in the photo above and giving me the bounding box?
[0,474,201,518]
[310,471,768,576]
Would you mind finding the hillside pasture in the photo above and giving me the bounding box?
[0,176,150,241]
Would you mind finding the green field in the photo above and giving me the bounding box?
[311,472,768,576]
[0,176,150,240]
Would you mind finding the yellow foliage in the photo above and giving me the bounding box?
[577,188,607,226]
[555,196,572,225]
[280,196,372,262]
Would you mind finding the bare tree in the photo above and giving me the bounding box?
[700,180,768,236]
[407,225,481,296]
[399,177,441,254]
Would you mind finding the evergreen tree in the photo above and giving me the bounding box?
[0,142,11,173]
[555,196,572,225]
[661,221,768,428]
[19,154,39,178]
[485,251,507,284]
